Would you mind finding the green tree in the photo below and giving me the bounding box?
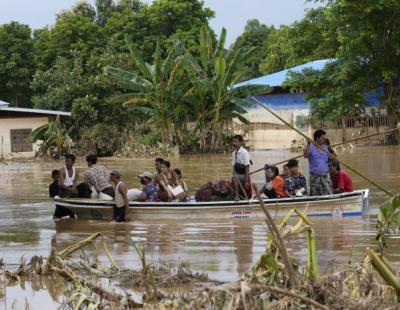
[105,36,188,144]
[33,1,103,69]
[184,27,271,151]
[286,0,400,143]
[328,0,400,130]
[231,19,273,80]
[0,22,35,107]
[260,8,339,74]
[28,115,72,159]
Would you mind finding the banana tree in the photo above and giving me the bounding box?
[28,115,72,159]
[183,27,272,151]
[105,35,188,144]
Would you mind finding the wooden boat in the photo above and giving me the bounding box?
[54,189,369,221]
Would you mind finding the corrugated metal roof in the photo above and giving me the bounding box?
[234,59,333,88]
[246,93,309,110]
[0,106,71,116]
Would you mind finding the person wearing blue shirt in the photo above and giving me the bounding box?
[303,129,334,196]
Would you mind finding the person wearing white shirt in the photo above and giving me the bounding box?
[231,135,252,201]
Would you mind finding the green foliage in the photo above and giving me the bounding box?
[377,195,400,250]
[28,115,72,159]
[281,0,400,139]
[79,123,125,156]
[259,7,339,75]
[230,19,274,80]
[0,22,35,107]
[183,26,272,151]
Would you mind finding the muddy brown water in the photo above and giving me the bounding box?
[1,146,400,309]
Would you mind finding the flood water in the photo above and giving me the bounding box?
[1,146,400,309]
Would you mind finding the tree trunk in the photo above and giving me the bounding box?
[383,81,399,144]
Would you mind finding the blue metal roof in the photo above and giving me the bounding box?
[245,91,381,111]
[246,94,309,110]
[234,59,333,88]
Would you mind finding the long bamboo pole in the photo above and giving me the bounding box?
[251,96,394,197]
[250,126,400,176]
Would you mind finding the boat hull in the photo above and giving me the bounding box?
[54,190,369,221]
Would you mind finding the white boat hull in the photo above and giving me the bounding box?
[54,190,369,221]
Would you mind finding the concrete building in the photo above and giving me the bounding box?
[234,60,385,149]
[0,101,71,158]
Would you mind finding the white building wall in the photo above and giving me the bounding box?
[236,108,310,149]
[0,117,48,158]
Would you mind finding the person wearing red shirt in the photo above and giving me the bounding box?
[329,160,353,193]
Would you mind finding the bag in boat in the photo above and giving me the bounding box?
[234,163,247,174]
[168,185,187,200]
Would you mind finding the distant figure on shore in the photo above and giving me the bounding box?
[110,170,129,222]
[59,154,79,198]
[280,164,290,179]
[284,159,307,197]
[262,165,287,198]
[84,154,115,199]
[329,159,353,193]
[232,135,252,201]
[304,129,334,196]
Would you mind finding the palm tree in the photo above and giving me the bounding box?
[183,27,272,151]
[105,35,188,144]
[28,115,72,159]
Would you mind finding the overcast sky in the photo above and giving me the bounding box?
[0,0,318,45]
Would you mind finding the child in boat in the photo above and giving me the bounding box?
[137,171,159,202]
[262,165,287,198]
[173,168,188,193]
[284,159,307,197]
[280,164,290,179]
[329,159,353,193]
[110,170,129,222]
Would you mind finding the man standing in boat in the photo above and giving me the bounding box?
[232,135,252,201]
[84,155,115,199]
[304,129,334,196]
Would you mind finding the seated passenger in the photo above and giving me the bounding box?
[137,171,159,202]
[156,160,187,201]
[49,170,74,219]
[173,168,188,193]
[329,159,353,193]
[59,154,79,198]
[280,164,290,179]
[262,165,288,199]
[84,154,115,200]
[284,159,308,197]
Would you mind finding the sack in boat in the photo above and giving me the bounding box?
[234,163,247,174]
[195,179,234,202]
